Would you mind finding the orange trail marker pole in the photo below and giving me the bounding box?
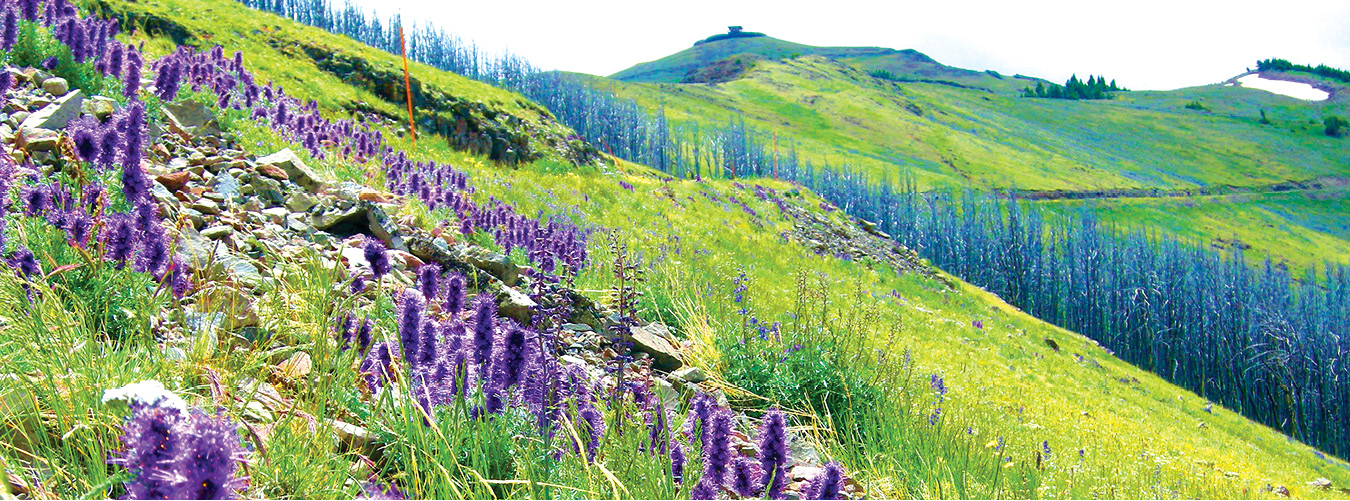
[399,25,416,146]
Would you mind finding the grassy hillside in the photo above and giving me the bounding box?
[1,1,1348,499]
[593,55,1350,191]
[86,0,597,166]
[1040,187,1350,276]
[611,33,1031,93]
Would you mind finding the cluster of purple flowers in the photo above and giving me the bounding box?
[0,0,143,87]
[680,395,813,500]
[929,373,947,426]
[111,398,249,500]
[141,42,590,280]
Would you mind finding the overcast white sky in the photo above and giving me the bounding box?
[347,0,1350,91]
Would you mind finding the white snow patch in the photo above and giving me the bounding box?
[1236,74,1329,101]
[102,380,188,413]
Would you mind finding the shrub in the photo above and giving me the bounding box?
[1325,115,1347,137]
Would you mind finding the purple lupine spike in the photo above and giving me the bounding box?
[120,103,148,204]
[99,128,121,169]
[108,43,125,81]
[0,66,10,95]
[10,247,40,279]
[66,210,92,248]
[701,408,734,490]
[578,400,605,463]
[169,410,249,500]
[731,456,764,498]
[101,213,137,268]
[489,324,528,392]
[68,116,100,162]
[359,342,393,393]
[417,263,440,301]
[417,317,438,370]
[758,407,791,499]
[359,478,405,500]
[363,236,391,280]
[169,258,191,299]
[691,478,719,500]
[472,294,496,369]
[357,316,373,355]
[135,226,169,277]
[350,274,367,295]
[41,56,57,71]
[670,440,686,485]
[1,9,15,51]
[803,461,846,500]
[123,49,142,99]
[398,289,425,365]
[112,403,184,500]
[18,0,37,22]
[443,272,465,315]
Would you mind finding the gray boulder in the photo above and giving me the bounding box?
[257,148,325,192]
[20,89,83,130]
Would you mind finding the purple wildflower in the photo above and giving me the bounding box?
[472,294,496,369]
[757,407,790,499]
[10,247,41,280]
[357,317,373,354]
[702,408,734,491]
[66,210,93,248]
[691,478,719,500]
[444,272,465,315]
[489,324,528,391]
[120,103,148,204]
[135,226,169,276]
[41,56,57,71]
[417,317,438,370]
[1,9,15,51]
[363,236,391,280]
[17,0,37,21]
[0,66,10,95]
[804,461,846,500]
[169,258,191,299]
[671,440,687,485]
[417,263,440,301]
[113,404,184,500]
[101,213,137,268]
[731,456,764,497]
[358,479,405,500]
[398,289,425,365]
[359,342,393,393]
[170,411,249,500]
[350,274,367,294]
[123,49,142,99]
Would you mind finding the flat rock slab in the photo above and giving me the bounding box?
[257,148,324,192]
[629,322,683,372]
[20,89,82,130]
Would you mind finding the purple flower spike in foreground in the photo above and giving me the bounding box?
[670,440,686,485]
[398,289,425,365]
[363,236,391,280]
[472,295,496,369]
[757,407,791,499]
[731,456,764,498]
[417,263,440,301]
[41,56,57,71]
[171,411,250,500]
[804,461,847,500]
[444,272,465,315]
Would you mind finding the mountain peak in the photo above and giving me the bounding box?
[693,26,768,46]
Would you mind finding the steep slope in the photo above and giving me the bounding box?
[1041,187,1350,276]
[1,2,1348,500]
[86,0,598,166]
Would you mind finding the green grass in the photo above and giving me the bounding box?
[1040,188,1350,276]
[3,1,1350,499]
[590,55,1350,191]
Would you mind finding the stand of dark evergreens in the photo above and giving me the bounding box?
[1256,58,1350,84]
[235,0,1350,458]
[1021,75,1121,100]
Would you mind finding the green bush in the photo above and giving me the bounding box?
[1325,116,1347,137]
[3,21,108,95]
